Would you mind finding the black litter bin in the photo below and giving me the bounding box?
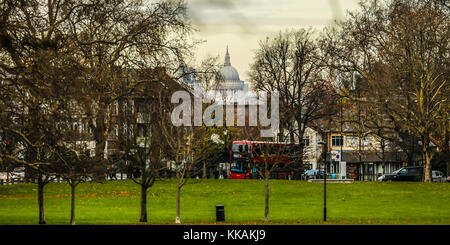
[216,205,225,222]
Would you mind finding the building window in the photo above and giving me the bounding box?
[332,136,343,146]
[123,100,135,115]
[303,136,310,146]
[110,124,119,139]
[85,122,92,134]
[112,101,119,115]
[123,123,128,137]
[127,124,134,139]
[129,100,135,115]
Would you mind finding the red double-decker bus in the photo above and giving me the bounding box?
[228,140,304,180]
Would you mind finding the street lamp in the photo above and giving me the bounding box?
[224,127,228,177]
[224,127,228,160]
[318,140,327,222]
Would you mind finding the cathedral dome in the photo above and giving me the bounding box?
[219,65,240,81]
[219,46,240,81]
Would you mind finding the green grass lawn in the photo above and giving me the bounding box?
[0,179,449,225]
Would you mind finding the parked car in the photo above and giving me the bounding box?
[10,167,25,180]
[380,166,423,182]
[432,171,446,182]
[302,169,325,180]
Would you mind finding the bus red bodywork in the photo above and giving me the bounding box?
[228,140,303,180]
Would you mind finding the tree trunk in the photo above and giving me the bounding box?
[202,161,207,179]
[175,184,181,224]
[70,183,76,225]
[139,184,148,222]
[289,131,295,144]
[382,151,386,175]
[264,175,269,222]
[444,132,450,178]
[94,111,107,168]
[446,151,450,178]
[37,172,46,224]
[6,166,10,183]
[423,148,432,182]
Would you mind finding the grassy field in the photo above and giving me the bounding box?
[0,179,449,225]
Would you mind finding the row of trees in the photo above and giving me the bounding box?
[0,0,448,225]
[320,0,449,182]
[249,0,449,183]
[0,0,226,225]
[243,0,448,221]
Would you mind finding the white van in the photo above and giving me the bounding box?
[432,171,446,182]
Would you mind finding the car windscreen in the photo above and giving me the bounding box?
[392,168,402,174]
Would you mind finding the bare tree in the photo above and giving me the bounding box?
[258,142,300,222]
[0,0,197,224]
[0,22,79,224]
[53,144,103,225]
[237,126,302,222]
[124,75,170,223]
[248,30,338,220]
[249,29,338,164]
[320,0,449,182]
[159,92,218,224]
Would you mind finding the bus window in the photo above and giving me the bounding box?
[232,143,243,153]
[230,160,249,173]
[230,161,241,172]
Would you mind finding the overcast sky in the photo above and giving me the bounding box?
[186,0,361,81]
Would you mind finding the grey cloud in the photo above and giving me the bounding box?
[187,0,345,35]
[188,0,256,35]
